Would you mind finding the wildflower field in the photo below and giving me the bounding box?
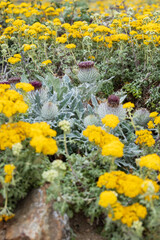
[0,0,160,239]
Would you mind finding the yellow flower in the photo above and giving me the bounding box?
[39,35,50,40]
[99,191,117,208]
[109,202,124,220]
[65,44,76,49]
[123,102,135,109]
[4,164,15,175]
[97,171,146,198]
[13,54,21,59]
[8,57,21,64]
[0,84,10,90]
[0,89,28,117]
[16,83,34,92]
[56,37,67,43]
[121,203,147,227]
[41,60,52,66]
[141,180,159,195]
[147,120,154,129]
[23,44,37,52]
[4,164,15,183]
[135,130,155,147]
[149,112,158,118]
[23,44,31,52]
[154,116,160,125]
[30,135,58,155]
[139,154,160,171]
[102,140,124,158]
[102,114,120,129]
[5,175,12,183]
[83,125,120,148]
[29,122,57,138]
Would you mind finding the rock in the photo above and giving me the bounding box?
[5,186,70,240]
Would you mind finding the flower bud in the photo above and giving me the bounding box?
[84,114,100,127]
[77,61,99,83]
[41,102,58,120]
[58,120,70,133]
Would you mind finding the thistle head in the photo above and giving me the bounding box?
[107,95,120,108]
[84,114,100,127]
[41,102,58,120]
[0,81,10,85]
[30,81,42,90]
[133,108,150,127]
[77,61,99,83]
[78,61,95,69]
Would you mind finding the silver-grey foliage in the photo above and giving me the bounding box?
[97,102,126,121]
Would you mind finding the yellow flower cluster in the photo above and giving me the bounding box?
[83,125,124,157]
[135,130,155,147]
[15,83,34,92]
[8,54,21,64]
[101,140,124,158]
[0,121,58,155]
[101,114,120,129]
[147,112,160,128]
[0,214,15,222]
[97,171,159,198]
[23,44,37,52]
[0,0,160,53]
[97,169,160,226]
[99,185,147,227]
[0,85,28,117]
[99,191,117,208]
[139,154,160,171]
[65,44,76,49]
[147,120,155,129]
[0,121,31,150]
[41,59,52,65]
[149,112,158,118]
[154,116,160,125]
[29,122,58,155]
[123,102,135,109]
[110,202,147,227]
[4,164,15,183]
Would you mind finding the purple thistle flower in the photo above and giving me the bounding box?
[30,81,42,90]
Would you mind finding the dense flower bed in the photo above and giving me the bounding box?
[1,0,160,239]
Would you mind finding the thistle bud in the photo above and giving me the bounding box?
[133,108,150,127]
[30,81,42,90]
[84,115,100,127]
[107,95,120,107]
[97,95,126,121]
[41,102,58,120]
[77,61,99,83]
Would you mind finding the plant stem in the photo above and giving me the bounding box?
[64,132,69,156]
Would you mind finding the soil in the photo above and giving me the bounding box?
[70,213,106,240]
